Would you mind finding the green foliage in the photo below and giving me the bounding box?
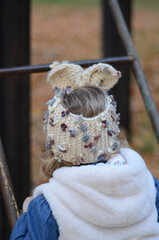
[141,134,158,153]
[134,0,159,10]
[32,0,159,10]
[32,0,99,6]
[131,111,158,154]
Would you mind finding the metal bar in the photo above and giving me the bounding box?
[102,0,132,132]
[108,0,159,142]
[0,56,134,77]
[0,138,19,230]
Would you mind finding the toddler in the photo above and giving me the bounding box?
[10,61,159,240]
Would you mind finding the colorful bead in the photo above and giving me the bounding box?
[61,111,67,117]
[49,117,54,127]
[102,119,109,128]
[53,87,60,93]
[82,134,90,143]
[50,140,54,145]
[97,153,107,162]
[94,134,101,141]
[88,143,93,148]
[112,101,117,107]
[80,124,88,132]
[43,111,49,123]
[45,139,54,149]
[54,152,62,162]
[43,124,47,132]
[84,142,93,149]
[61,123,67,132]
[117,113,120,121]
[47,97,56,107]
[45,143,51,149]
[69,130,78,137]
[61,109,70,117]
[66,109,70,115]
[110,95,114,100]
[113,141,120,151]
[102,120,106,124]
[66,86,72,91]
[107,130,113,136]
[57,145,67,153]
[117,71,121,77]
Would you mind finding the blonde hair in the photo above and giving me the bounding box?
[61,86,106,117]
[36,86,128,186]
[36,148,73,185]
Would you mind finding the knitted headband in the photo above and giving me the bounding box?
[43,61,121,165]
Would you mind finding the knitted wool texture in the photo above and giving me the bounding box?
[44,61,121,165]
[48,61,121,90]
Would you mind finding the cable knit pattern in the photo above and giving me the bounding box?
[34,148,159,240]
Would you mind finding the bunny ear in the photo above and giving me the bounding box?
[47,61,121,90]
[47,61,84,89]
[82,63,121,90]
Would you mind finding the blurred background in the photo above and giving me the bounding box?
[31,0,159,185]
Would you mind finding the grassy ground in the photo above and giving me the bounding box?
[30,0,159,188]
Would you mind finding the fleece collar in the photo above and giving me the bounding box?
[34,148,159,240]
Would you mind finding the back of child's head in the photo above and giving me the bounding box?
[61,85,106,117]
[37,62,122,184]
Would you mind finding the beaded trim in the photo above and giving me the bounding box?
[43,87,120,165]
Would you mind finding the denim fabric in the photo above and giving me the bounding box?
[10,194,59,240]
[153,176,159,222]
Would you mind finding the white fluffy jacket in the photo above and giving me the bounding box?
[34,148,159,240]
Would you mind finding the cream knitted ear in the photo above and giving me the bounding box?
[47,61,121,90]
[47,61,84,89]
[82,63,121,90]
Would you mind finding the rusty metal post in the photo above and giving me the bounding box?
[102,0,132,132]
[107,0,159,142]
[0,138,19,230]
[0,0,30,237]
